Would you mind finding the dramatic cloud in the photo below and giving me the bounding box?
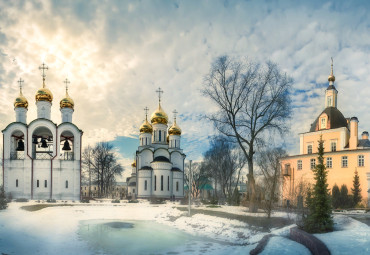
[1,0,370,179]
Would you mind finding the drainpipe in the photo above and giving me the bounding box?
[50,128,58,200]
[2,134,4,188]
[26,128,34,199]
[80,132,83,201]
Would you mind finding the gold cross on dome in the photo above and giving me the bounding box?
[39,62,48,79]
[173,109,178,121]
[144,106,149,119]
[17,78,24,92]
[63,78,70,93]
[156,87,163,103]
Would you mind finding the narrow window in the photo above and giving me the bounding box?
[44,180,47,188]
[297,160,302,170]
[161,175,163,191]
[16,179,18,187]
[37,180,39,188]
[307,145,312,154]
[168,176,170,191]
[85,192,86,196]
[321,118,326,129]
[175,140,177,148]
[342,156,348,168]
[65,180,68,189]
[327,96,332,107]
[145,180,147,191]
[133,189,135,194]
[154,175,157,191]
[326,157,332,168]
[176,181,179,192]
[310,159,316,169]
[94,187,96,190]
[154,131,156,142]
[146,137,147,145]
[85,187,87,190]
[331,142,336,152]
[358,155,364,167]
[159,130,162,142]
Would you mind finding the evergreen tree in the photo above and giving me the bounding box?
[340,184,352,208]
[351,169,362,206]
[0,185,8,210]
[332,184,340,209]
[303,136,333,233]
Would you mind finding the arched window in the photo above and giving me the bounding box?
[16,179,18,187]
[32,127,53,160]
[145,180,147,191]
[65,180,69,189]
[44,180,47,188]
[161,175,163,191]
[11,130,25,160]
[167,176,169,191]
[176,181,179,192]
[154,175,157,191]
[159,131,162,142]
[37,180,39,188]
[60,131,74,161]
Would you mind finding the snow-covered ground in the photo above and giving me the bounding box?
[0,200,369,255]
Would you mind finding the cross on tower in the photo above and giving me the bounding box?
[331,57,334,75]
[17,78,24,92]
[173,109,178,122]
[156,87,163,103]
[64,78,70,93]
[39,62,48,79]
[144,106,149,119]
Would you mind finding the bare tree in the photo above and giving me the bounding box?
[82,142,124,197]
[82,145,94,197]
[184,162,211,199]
[257,148,287,218]
[202,136,246,204]
[202,56,292,212]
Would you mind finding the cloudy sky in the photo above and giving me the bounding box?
[1,0,370,179]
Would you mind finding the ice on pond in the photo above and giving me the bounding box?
[78,220,201,254]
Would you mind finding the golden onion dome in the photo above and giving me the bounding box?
[168,121,182,136]
[60,91,74,109]
[131,160,136,167]
[35,81,53,103]
[140,119,153,133]
[14,90,28,109]
[151,104,168,125]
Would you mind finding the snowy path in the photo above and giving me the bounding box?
[0,201,369,255]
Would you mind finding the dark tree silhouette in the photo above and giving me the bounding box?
[303,136,333,233]
[351,169,362,206]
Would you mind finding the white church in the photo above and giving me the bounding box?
[2,63,82,200]
[127,88,185,199]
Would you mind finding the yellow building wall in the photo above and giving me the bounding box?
[301,128,349,154]
[281,150,369,206]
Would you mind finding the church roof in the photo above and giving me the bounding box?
[139,166,153,170]
[358,139,370,148]
[309,107,348,132]
[171,167,182,172]
[326,84,337,91]
[152,156,171,163]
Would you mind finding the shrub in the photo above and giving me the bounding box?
[80,198,90,203]
[111,199,120,203]
[128,200,139,203]
[0,186,8,210]
[15,198,29,202]
[150,198,166,204]
[46,199,56,203]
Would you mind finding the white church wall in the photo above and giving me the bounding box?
[137,170,152,197]
[170,152,183,170]
[153,148,170,159]
[33,160,52,200]
[139,149,153,168]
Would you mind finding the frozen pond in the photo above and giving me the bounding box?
[78,219,229,255]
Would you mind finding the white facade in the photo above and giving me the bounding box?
[2,74,82,200]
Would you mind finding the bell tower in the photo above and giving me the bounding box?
[325,58,338,108]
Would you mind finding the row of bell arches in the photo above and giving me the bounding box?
[7,121,80,161]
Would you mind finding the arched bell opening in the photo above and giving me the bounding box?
[32,127,53,160]
[60,130,74,160]
[10,130,25,160]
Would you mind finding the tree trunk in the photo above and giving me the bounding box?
[247,154,257,212]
